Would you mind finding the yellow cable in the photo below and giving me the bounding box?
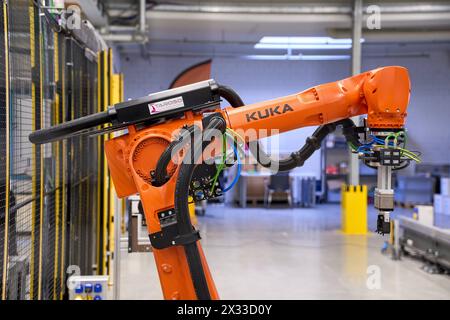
[226,128,246,144]
[225,128,246,156]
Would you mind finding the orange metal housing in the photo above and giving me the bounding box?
[223,66,410,137]
[104,66,410,300]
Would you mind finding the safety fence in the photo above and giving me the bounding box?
[0,0,122,300]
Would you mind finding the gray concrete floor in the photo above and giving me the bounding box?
[119,204,450,299]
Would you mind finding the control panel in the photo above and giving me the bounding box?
[68,275,109,300]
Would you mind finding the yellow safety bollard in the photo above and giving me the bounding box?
[341,184,368,235]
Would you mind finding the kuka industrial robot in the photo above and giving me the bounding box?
[30,66,415,300]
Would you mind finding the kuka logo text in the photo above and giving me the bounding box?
[245,104,294,122]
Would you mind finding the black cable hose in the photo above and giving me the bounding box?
[218,85,245,106]
[340,119,362,148]
[174,116,226,300]
[153,125,196,187]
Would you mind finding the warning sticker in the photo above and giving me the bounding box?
[148,96,185,114]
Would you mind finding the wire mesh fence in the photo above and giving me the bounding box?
[68,40,100,276]
[0,0,107,300]
[0,0,9,301]
[7,0,35,300]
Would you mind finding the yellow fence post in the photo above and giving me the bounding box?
[106,49,125,285]
[107,50,116,285]
[1,0,10,300]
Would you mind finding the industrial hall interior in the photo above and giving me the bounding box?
[0,0,450,301]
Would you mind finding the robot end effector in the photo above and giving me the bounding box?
[351,66,412,235]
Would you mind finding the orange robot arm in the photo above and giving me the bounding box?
[29,66,411,300]
[223,66,410,138]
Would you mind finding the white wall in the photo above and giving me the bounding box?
[121,55,205,97]
[120,49,450,177]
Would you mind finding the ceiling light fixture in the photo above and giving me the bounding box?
[254,36,364,50]
[243,54,351,61]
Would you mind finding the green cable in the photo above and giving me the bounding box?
[385,133,397,147]
[210,162,225,194]
[210,134,228,193]
[401,149,421,162]
[381,131,419,162]
[210,130,246,194]
[348,142,358,151]
[392,131,419,162]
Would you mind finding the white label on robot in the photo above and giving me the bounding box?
[148,96,185,114]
